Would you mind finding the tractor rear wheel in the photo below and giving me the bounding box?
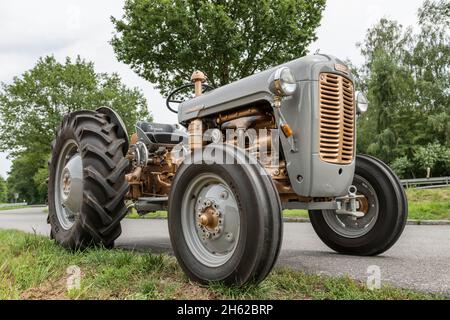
[48,110,129,250]
[309,155,408,256]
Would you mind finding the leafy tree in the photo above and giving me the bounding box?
[391,156,414,179]
[0,175,7,203]
[6,153,46,204]
[0,55,150,158]
[111,0,326,94]
[0,56,152,203]
[355,0,449,177]
[413,143,450,178]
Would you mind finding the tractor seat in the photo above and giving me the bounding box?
[136,121,187,145]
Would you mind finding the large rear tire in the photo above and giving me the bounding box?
[48,110,130,250]
[168,146,283,286]
[309,155,407,256]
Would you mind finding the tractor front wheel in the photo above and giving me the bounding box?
[309,155,408,256]
[168,153,283,286]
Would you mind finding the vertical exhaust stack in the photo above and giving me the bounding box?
[188,71,206,151]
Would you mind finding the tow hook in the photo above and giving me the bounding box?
[335,185,365,218]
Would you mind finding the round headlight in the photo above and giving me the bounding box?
[272,67,297,96]
[355,91,368,114]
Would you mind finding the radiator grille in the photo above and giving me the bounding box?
[318,73,355,164]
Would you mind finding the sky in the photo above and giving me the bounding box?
[0,0,426,177]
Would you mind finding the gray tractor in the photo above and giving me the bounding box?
[48,54,407,285]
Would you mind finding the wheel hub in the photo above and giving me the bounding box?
[357,196,370,214]
[197,200,223,240]
[198,207,219,230]
[60,154,83,215]
[54,140,83,230]
[181,173,240,267]
[323,175,379,238]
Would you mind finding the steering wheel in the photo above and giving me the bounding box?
[166,83,215,114]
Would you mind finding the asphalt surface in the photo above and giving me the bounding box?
[0,207,449,295]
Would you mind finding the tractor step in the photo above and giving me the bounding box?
[135,197,168,214]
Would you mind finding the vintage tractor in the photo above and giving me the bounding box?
[48,54,407,285]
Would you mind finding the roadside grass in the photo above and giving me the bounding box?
[406,187,450,220]
[0,205,28,211]
[0,229,444,300]
[127,187,450,221]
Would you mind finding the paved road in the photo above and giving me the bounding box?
[1,207,449,295]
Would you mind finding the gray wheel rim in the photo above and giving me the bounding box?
[323,175,379,238]
[54,139,83,230]
[180,172,240,267]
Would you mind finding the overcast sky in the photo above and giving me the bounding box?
[0,0,426,177]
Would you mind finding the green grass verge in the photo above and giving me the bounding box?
[0,229,443,300]
[406,187,450,220]
[0,205,28,211]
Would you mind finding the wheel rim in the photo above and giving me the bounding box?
[322,174,379,238]
[54,139,83,230]
[180,173,240,267]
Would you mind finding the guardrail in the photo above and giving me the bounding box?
[401,177,450,189]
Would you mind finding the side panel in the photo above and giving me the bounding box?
[278,67,355,197]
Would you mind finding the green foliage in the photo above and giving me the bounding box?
[6,153,46,203]
[0,56,151,203]
[356,0,450,178]
[111,0,326,94]
[0,55,150,157]
[0,176,7,203]
[391,156,414,178]
[413,143,450,177]
[33,165,50,204]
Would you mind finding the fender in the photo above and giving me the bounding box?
[96,107,129,154]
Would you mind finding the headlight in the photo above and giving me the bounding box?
[271,67,297,96]
[355,91,368,114]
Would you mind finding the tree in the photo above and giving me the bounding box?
[0,55,152,204]
[413,143,450,178]
[0,55,150,157]
[6,153,46,204]
[0,175,7,203]
[355,0,449,178]
[111,0,326,94]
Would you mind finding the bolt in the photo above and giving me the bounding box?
[226,233,234,242]
[220,191,229,199]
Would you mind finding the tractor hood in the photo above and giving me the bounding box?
[178,54,352,123]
